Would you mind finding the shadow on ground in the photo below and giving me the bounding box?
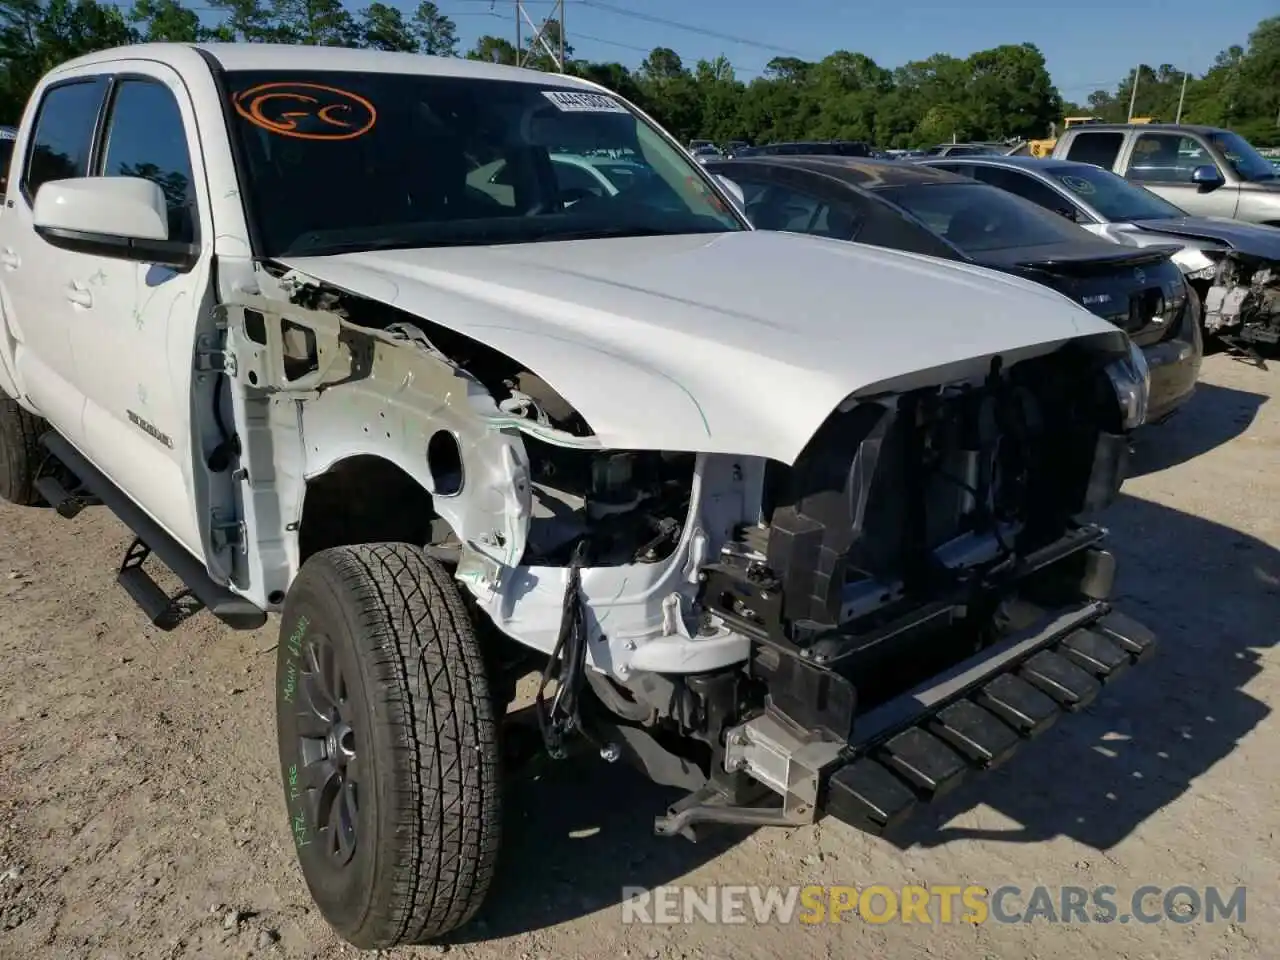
[885,489,1278,851]
[451,758,750,941]
[1128,379,1267,478]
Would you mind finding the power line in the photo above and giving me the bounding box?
[578,0,803,57]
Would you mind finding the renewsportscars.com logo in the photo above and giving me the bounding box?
[621,884,1247,926]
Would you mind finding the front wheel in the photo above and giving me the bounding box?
[276,543,502,949]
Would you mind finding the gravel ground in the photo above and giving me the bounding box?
[0,352,1276,960]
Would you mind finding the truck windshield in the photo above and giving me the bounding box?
[1207,130,1278,182]
[222,71,745,258]
[1044,164,1187,222]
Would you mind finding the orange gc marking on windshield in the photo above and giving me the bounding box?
[232,82,377,141]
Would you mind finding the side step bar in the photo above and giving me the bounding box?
[39,432,267,632]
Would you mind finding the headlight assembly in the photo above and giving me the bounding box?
[1106,338,1151,431]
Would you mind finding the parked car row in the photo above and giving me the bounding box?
[707,154,1205,420]
[707,144,1280,358]
[0,45,1165,953]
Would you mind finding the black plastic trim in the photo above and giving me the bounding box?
[33,224,198,270]
[40,430,266,630]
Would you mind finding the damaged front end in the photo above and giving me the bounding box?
[211,262,1154,842]
[615,344,1157,839]
[1191,251,1280,348]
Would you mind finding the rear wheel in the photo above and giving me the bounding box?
[276,543,502,948]
[0,393,45,506]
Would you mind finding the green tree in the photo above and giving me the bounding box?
[270,0,356,46]
[128,0,201,41]
[466,34,516,65]
[358,1,413,51]
[411,0,455,56]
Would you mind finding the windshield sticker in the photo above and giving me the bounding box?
[541,90,628,114]
[233,82,377,141]
[1059,175,1096,195]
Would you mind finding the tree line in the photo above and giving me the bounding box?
[2,0,1277,148]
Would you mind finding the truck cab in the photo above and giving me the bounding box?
[1051,122,1280,226]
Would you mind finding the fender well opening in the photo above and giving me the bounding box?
[298,455,440,565]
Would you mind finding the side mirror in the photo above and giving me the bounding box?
[1190,164,1225,189]
[713,174,746,209]
[32,176,197,270]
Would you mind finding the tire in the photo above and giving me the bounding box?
[275,543,502,949]
[0,393,45,506]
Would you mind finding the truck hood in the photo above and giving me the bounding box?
[1130,216,1280,260]
[278,230,1120,465]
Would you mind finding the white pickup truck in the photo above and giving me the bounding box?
[0,42,1157,950]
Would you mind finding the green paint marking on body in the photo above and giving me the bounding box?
[281,661,297,704]
[291,810,310,847]
[286,615,309,660]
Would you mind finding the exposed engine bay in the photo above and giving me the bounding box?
[224,260,1148,840]
[1197,252,1280,345]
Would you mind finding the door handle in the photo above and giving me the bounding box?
[65,281,92,308]
[0,248,18,270]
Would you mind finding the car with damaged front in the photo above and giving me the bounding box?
[921,155,1280,352]
[0,43,1156,952]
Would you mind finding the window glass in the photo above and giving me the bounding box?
[551,157,607,196]
[1043,162,1185,221]
[0,129,15,194]
[100,79,197,243]
[731,177,770,206]
[224,71,744,257]
[876,181,1086,253]
[24,79,107,198]
[743,183,859,240]
[1064,132,1124,169]
[970,166,1077,215]
[1125,134,1216,184]
[1207,130,1277,181]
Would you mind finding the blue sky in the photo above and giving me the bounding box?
[444,0,1274,101]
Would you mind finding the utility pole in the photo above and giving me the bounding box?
[515,0,567,72]
[1126,65,1140,122]
[1176,69,1188,123]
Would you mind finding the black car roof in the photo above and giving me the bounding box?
[711,155,969,189]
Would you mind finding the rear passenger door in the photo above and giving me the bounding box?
[1061,131,1127,172]
[0,74,109,444]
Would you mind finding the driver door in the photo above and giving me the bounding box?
[1121,132,1239,219]
[65,64,216,556]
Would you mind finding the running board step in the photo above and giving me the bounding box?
[39,432,267,631]
[34,473,101,519]
[823,610,1155,836]
[118,538,205,631]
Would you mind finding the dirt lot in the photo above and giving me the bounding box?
[1,352,1277,960]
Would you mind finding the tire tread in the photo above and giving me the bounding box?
[300,543,500,947]
[0,394,44,506]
